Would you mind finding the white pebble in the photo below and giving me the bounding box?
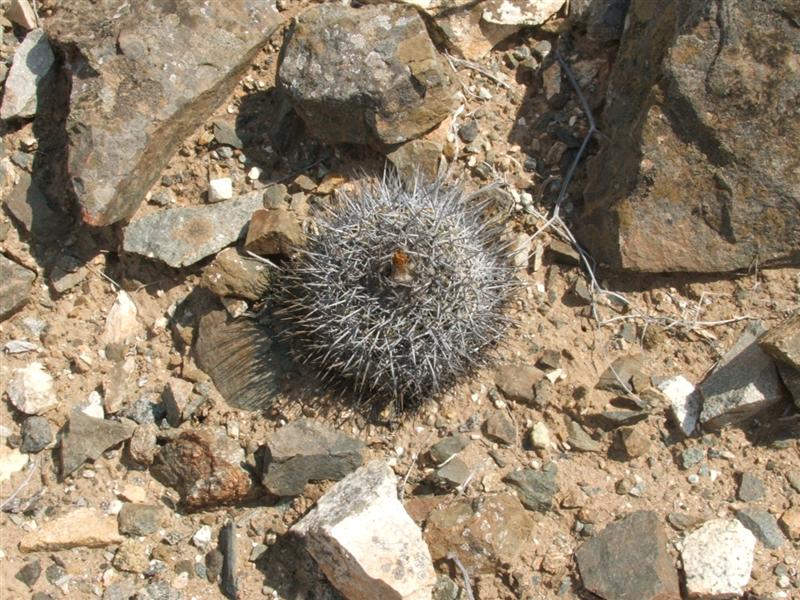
[247,166,262,181]
[208,177,233,202]
[192,525,213,547]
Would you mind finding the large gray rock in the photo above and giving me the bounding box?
[122,191,263,267]
[699,324,787,429]
[278,3,455,148]
[575,511,680,600]
[293,461,436,600]
[262,419,364,496]
[0,28,54,119]
[46,0,282,226]
[0,255,35,321]
[577,0,800,272]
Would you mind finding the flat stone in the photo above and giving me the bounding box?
[278,3,454,147]
[493,364,544,403]
[779,508,800,541]
[597,355,645,394]
[425,493,533,573]
[0,255,35,321]
[60,411,136,478]
[46,0,282,226]
[504,463,558,513]
[6,0,38,29]
[118,503,164,536]
[658,375,701,436]
[19,507,122,551]
[428,433,469,464]
[103,291,140,359]
[102,356,137,414]
[759,314,800,368]
[0,29,54,119]
[577,1,800,272]
[113,538,150,573]
[483,411,516,445]
[243,207,304,257]
[212,119,243,149]
[49,255,88,293]
[201,247,271,301]
[15,560,41,588]
[681,519,755,599]
[20,415,53,453]
[3,171,66,239]
[432,457,471,489]
[737,472,765,502]
[262,419,364,496]
[566,420,602,453]
[150,428,253,510]
[123,191,264,268]
[735,508,786,549]
[6,362,58,415]
[575,511,680,600]
[699,324,786,429]
[293,461,436,600]
[681,446,705,470]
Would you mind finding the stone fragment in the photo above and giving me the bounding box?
[3,171,66,239]
[699,324,786,429]
[0,255,35,320]
[201,247,271,301]
[123,191,263,268]
[46,0,282,226]
[578,0,800,272]
[759,314,800,367]
[212,119,243,149]
[575,511,680,600]
[616,425,649,459]
[0,29,54,119]
[597,355,645,394]
[658,375,701,436]
[428,433,468,464]
[432,457,471,489]
[150,429,253,510]
[278,3,454,147]
[48,255,88,293]
[504,463,558,513]
[779,508,800,541]
[161,378,195,427]
[680,447,705,470]
[568,0,630,42]
[208,177,233,203]
[387,139,442,184]
[737,472,765,503]
[103,291,140,360]
[244,208,303,256]
[15,560,41,588]
[134,582,182,600]
[60,411,136,477]
[6,0,38,29]
[425,493,533,573]
[102,356,137,414]
[262,419,364,496]
[566,420,602,453]
[20,415,52,453]
[493,364,544,403]
[482,0,565,25]
[19,507,122,551]
[529,422,552,450]
[0,446,29,482]
[127,424,158,466]
[113,539,150,573]
[6,362,58,415]
[681,519,755,599]
[483,411,516,445]
[293,461,436,600]
[118,504,164,536]
[735,508,786,549]
[776,362,800,408]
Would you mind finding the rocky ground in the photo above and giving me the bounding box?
[0,0,799,599]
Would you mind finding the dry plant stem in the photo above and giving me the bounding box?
[446,53,512,89]
[447,552,476,600]
[531,52,753,334]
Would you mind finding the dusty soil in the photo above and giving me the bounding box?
[1,2,798,599]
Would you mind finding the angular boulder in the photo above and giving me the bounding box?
[46,0,282,226]
[278,3,455,147]
[578,0,800,272]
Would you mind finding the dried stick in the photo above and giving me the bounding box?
[446,53,512,89]
[447,552,476,600]
[0,457,39,512]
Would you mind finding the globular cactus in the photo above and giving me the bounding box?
[273,174,518,407]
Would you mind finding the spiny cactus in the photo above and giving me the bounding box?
[273,174,518,407]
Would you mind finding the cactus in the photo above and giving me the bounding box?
[273,174,518,407]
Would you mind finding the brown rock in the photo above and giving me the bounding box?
[150,429,254,510]
[46,1,282,225]
[779,508,800,541]
[244,208,304,256]
[0,255,35,321]
[494,364,544,403]
[201,247,271,301]
[760,314,800,369]
[425,494,533,573]
[19,507,122,551]
[577,0,800,272]
[616,425,650,459]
